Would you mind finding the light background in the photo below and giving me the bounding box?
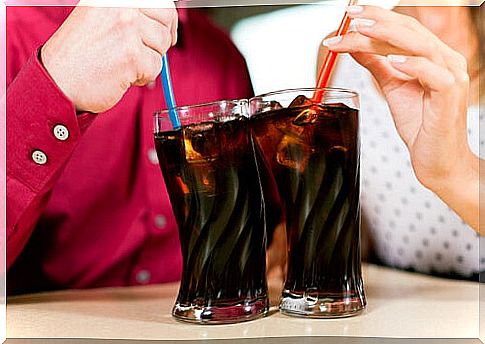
[208,0,397,95]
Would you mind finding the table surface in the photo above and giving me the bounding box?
[7,264,482,340]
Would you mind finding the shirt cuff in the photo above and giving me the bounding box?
[7,49,96,193]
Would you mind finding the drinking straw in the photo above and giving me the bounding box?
[313,0,358,102]
[161,53,181,130]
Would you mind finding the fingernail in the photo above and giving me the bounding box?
[346,5,364,15]
[354,18,376,28]
[322,36,343,47]
[387,55,407,63]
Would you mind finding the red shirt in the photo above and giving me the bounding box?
[6,6,254,294]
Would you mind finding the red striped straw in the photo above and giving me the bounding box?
[313,0,358,103]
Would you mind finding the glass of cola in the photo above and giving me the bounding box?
[154,100,269,324]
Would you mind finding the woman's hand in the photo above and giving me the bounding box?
[41,1,178,113]
[323,5,480,232]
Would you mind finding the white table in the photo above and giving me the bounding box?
[7,264,483,342]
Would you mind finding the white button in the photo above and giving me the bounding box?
[32,150,47,165]
[148,148,159,165]
[154,214,167,229]
[53,124,69,141]
[136,270,151,284]
[147,81,156,90]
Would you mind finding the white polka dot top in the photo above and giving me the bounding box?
[330,54,484,278]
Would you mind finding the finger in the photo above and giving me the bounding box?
[132,48,163,86]
[438,44,468,75]
[350,5,469,75]
[138,14,172,55]
[347,5,470,75]
[324,32,465,86]
[323,31,408,56]
[351,18,446,68]
[171,13,179,46]
[139,2,177,19]
[350,52,412,90]
[386,55,456,92]
[347,5,431,37]
[140,7,178,45]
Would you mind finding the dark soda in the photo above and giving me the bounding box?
[155,115,268,323]
[250,96,366,317]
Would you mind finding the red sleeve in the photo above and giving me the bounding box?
[6,49,96,269]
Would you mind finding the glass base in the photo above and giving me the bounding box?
[172,297,269,324]
[279,290,366,318]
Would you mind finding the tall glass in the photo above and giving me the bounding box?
[249,88,366,317]
[154,100,269,324]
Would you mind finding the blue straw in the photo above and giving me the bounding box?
[161,53,181,130]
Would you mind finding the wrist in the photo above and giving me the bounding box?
[433,149,478,193]
[39,43,77,110]
[427,149,480,232]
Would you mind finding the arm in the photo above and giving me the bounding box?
[6,50,94,269]
[322,5,481,234]
[7,4,178,269]
[432,150,480,234]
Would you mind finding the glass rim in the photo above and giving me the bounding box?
[154,98,248,118]
[250,87,359,101]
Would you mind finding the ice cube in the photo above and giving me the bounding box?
[261,100,283,113]
[184,137,203,161]
[292,107,319,126]
[275,114,303,133]
[276,134,311,172]
[288,95,314,108]
[184,122,218,162]
[287,95,320,126]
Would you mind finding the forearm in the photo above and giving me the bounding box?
[6,49,95,268]
[429,150,480,234]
